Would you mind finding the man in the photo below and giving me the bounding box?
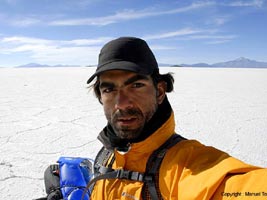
[41,37,267,200]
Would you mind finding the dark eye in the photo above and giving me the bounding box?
[132,82,145,88]
[101,87,114,94]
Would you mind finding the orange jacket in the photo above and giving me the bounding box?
[90,112,267,199]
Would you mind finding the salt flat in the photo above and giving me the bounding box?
[0,67,267,199]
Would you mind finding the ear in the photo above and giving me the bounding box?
[156,81,166,104]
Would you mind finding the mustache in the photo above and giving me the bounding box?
[113,108,142,119]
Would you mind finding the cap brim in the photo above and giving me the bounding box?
[87,60,150,84]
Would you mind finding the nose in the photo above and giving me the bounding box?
[115,90,133,110]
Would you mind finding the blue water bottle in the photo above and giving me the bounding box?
[57,157,94,200]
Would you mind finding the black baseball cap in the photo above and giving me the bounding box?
[87,37,159,84]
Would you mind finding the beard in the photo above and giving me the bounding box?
[107,106,157,140]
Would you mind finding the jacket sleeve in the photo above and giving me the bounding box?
[212,168,267,199]
[159,140,266,200]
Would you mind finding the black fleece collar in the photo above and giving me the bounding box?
[97,96,172,151]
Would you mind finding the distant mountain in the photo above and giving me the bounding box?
[15,63,80,68]
[180,63,211,67]
[16,63,50,68]
[158,63,173,67]
[211,57,267,68]
[11,57,267,68]
[180,57,267,68]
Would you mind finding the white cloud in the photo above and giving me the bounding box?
[1,28,235,66]
[0,27,237,66]
[3,0,265,28]
[10,17,41,27]
[209,16,231,26]
[49,1,214,26]
[171,32,234,45]
[187,34,237,40]
[205,40,233,44]
[9,44,50,53]
[1,36,111,46]
[31,46,100,65]
[49,0,264,26]
[0,1,214,28]
[141,28,237,45]
[227,0,265,7]
[4,0,19,5]
[158,1,215,14]
[179,32,238,44]
[150,45,177,50]
[65,38,111,46]
[143,28,214,40]
[2,36,53,45]
[0,36,112,65]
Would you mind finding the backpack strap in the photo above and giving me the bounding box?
[93,146,114,175]
[143,134,186,200]
[84,147,145,194]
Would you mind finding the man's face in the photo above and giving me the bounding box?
[98,70,166,140]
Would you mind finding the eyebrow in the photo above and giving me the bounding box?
[99,74,150,89]
[124,74,149,85]
[99,82,115,90]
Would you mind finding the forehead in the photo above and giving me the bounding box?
[99,70,150,82]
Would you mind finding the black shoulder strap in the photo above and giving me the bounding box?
[84,147,144,193]
[93,146,114,175]
[143,134,186,200]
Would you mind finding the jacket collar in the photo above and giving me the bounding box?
[128,112,175,155]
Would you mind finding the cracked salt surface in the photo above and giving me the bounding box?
[0,67,267,199]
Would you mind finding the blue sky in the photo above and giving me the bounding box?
[0,0,266,67]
